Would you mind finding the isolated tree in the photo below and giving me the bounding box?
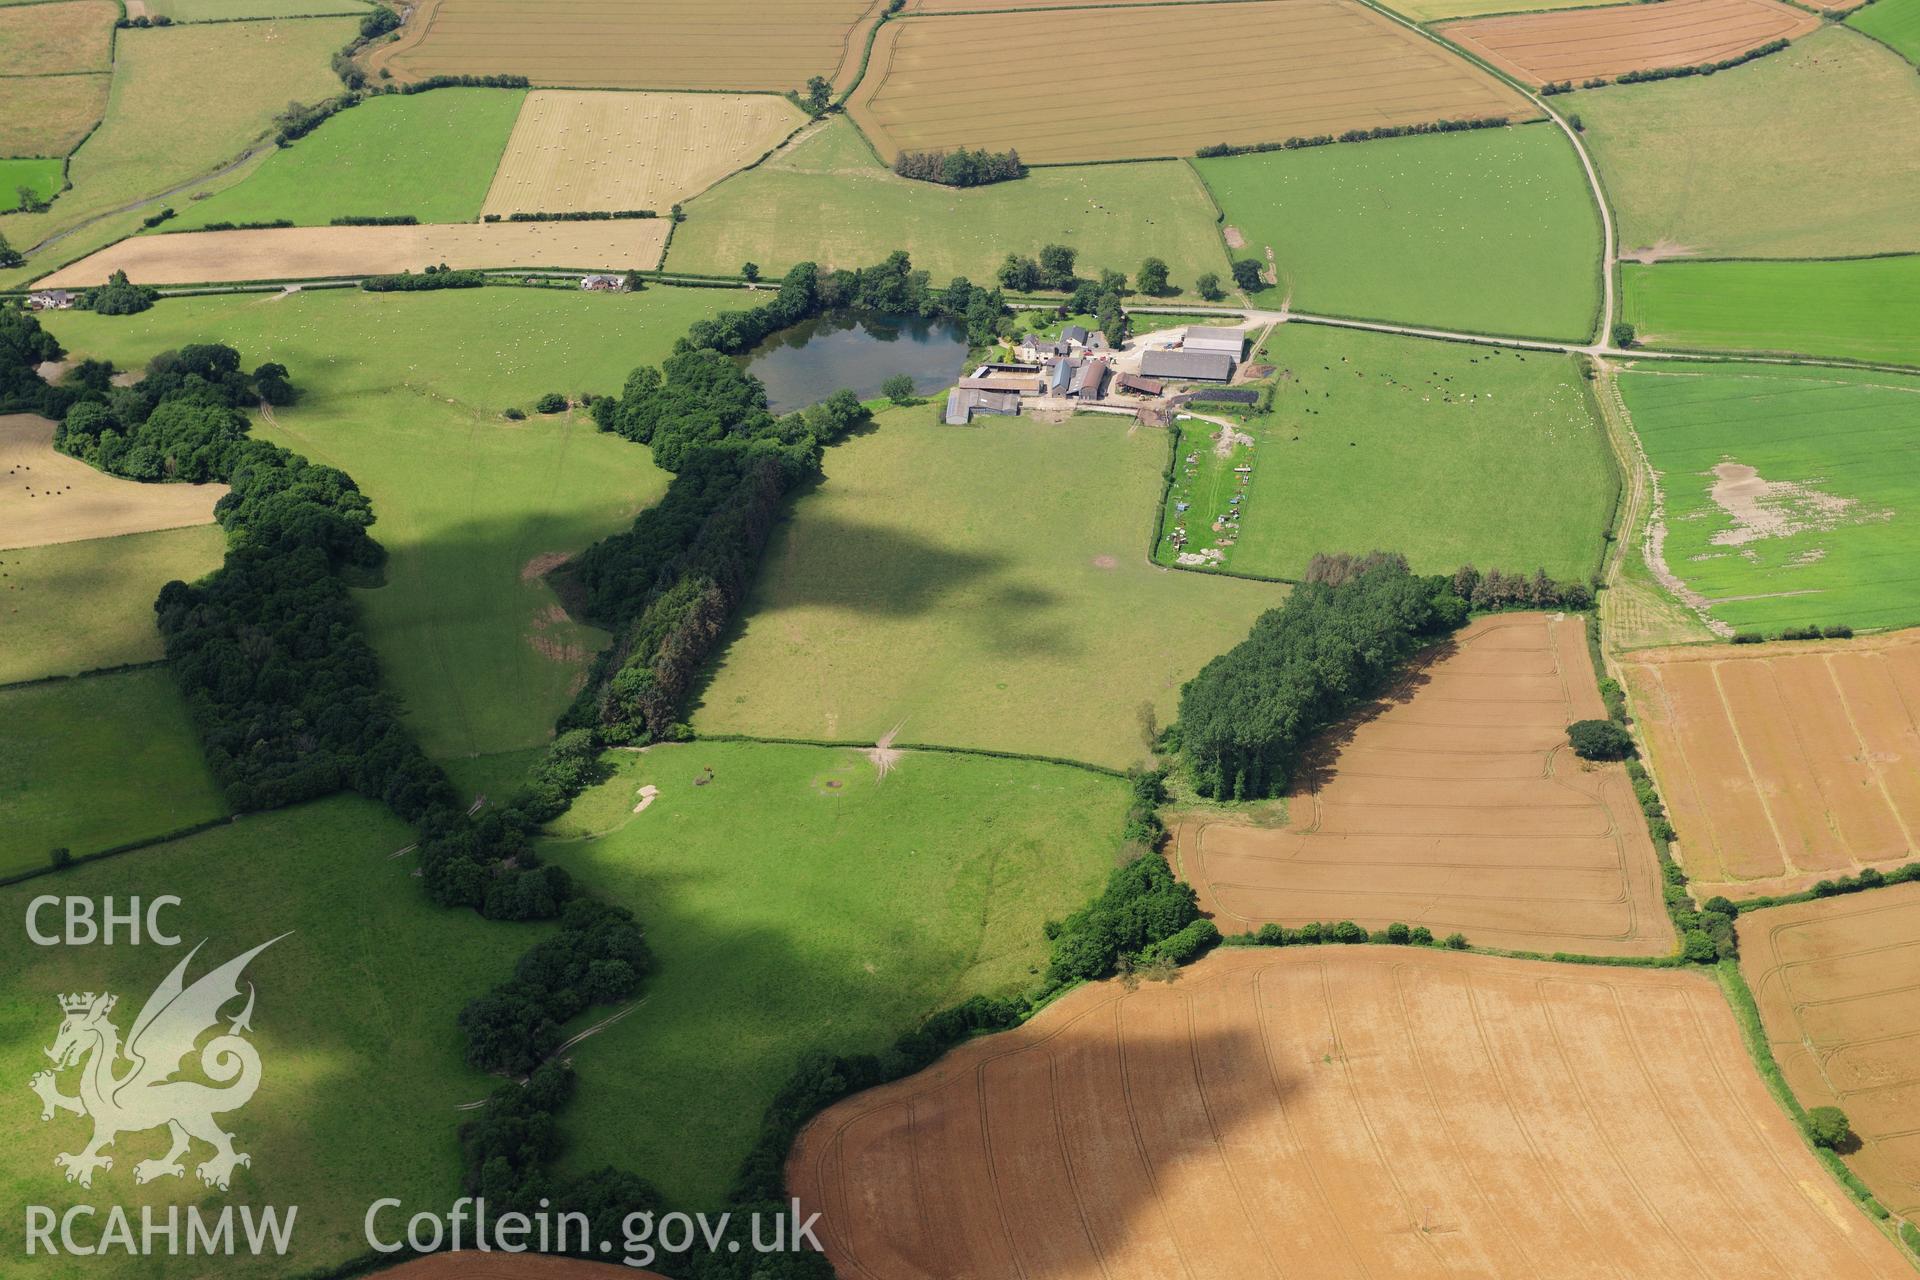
[1137,257,1170,296]
[49,846,72,870]
[741,261,760,283]
[1567,718,1633,761]
[1037,243,1077,290]
[997,253,1040,292]
[17,185,49,214]
[1231,258,1264,291]
[1612,321,1637,349]
[804,75,832,113]
[1806,1106,1852,1150]
[1195,271,1223,302]
[882,373,915,404]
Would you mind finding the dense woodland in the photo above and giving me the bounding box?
[892,146,1026,187]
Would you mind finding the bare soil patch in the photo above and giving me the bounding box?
[39,220,671,287]
[0,414,225,549]
[1621,238,1698,263]
[792,946,1909,1279]
[481,91,807,218]
[1625,631,1920,899]
[1740,882,1920,1218]
[1438,0,1819,86]
[1223,224,1247,250]
[1173,612,1672,955]
[1707,460,1889,551]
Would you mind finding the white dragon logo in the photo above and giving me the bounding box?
[29,936,285,1191]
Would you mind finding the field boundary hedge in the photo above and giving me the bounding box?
[0,657,171,693]
[1,815,232,888]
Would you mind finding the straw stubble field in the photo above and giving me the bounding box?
[1,413,226,547]
[850,1,1535,165]
[792,947,1911,1279]
[1174,613,1674,955]
[1438,0,1819,86]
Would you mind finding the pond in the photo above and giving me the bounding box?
[738,311,971,415]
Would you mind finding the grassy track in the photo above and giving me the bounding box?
[0,18,354,289]
[0,159,63,213]
[46,286,733,760]
[691,404,1284,768]
[0,668,227,877]
[1163,324,1616,580]
[544,740,1128,1207]
[1622,256,1920,368]
[1849,0,1920,64]
[1571,27,1920,258]
[1620,361,1920,633]
[0,794,540,1280]
[0,525,228,684]
[171,88,525,230]
[1194,125,1602,341]
[667,118,1234,293]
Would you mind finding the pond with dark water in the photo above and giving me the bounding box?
[738,311,970,414]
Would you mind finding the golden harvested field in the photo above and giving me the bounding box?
[0,0,117,74]
[365,0,884,93]
[793,947,1910,1280]
[480,90,807,218]
[0,414,225,549]
[1173,613,1674,956]
[39,219,670,286]
[1741,883,1920,1220]
[0,72,109,156]
[1625,633,1920,901]
[1438,0,1820,86]
[849,1,1536,165]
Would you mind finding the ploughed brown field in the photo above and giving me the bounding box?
[1741,883,1920,1220]
[364,0,884,93]
[37,220,670,288]
[1438,0,1819,86]
[849,1,1535,165]
[1626,633,1920,900]
[368,1253,668,1280]
[792,948,1908,1279]
[1174,612,1673,956]
[1,414,226,549]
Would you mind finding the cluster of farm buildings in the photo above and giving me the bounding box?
[945,323,1245,424]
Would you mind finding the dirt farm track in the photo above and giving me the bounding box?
[1438,0,1819,87]
[1741,882,1920,1219]
[791,947,1909,1279]
[1174,613,1673,956]
[1626,632,1920,900]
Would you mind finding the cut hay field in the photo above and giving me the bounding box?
[667,117,1233,291]
[848,2,1535,166]
[1570,27,1920,258]
[1,413,226,548]
[0,525,227,683]
[1382,0,1621,20]
[690,405,1284,769]
[1625,633,1920,899]
[1850,0,1920,62]
[544,740,1129,1207]
[0,17,356,289]
[793,947,1908,1279]
[365,0,882,93]
[0,668,227,877]
[1741,882,1920,1219]
[1173,613,1673,955]
[1619,362,1920,634]
[0,794,540,1280]
[39,217,670,286]
[1438,0,1818,86]
[1623,256,1920,368]
[0,0,116,74]
[171,87,525,230]
[1194,124,1601,340]
[46,285,732,759]
[1160,325,1615,581]
[481,90,806,218]
[0,72,108,159]
[0,159,61,212]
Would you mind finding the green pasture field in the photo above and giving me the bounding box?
[171,88,525,230]
[0,18,353,289]
[0,525,227,684]
[0,668,227,877]
[46,287,733,759]
[1850,0,1920,64]
[0,794,540,1280]
[46,285,734,760]
[0,159,62,213]
[1622,256,1920,368]
[544,740,1128,1206]
[1193,124,1602,341]
[1162,324,1616,581]
[0,73,107,160]
[147,0,370,18]
[1572,27,1920,258]
[667,117,1234,293]
[691,404,1283,768]
[1619,362,1920,633]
